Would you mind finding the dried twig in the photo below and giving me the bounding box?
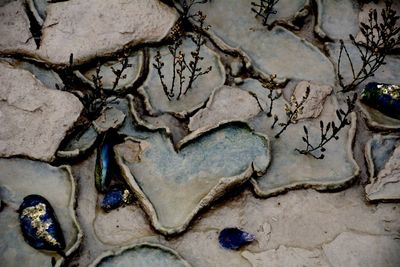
[338,0,400,92]
[153,12,212,101]
[295,94,357,159]
[251,0,280,26]
[274,86,310,138]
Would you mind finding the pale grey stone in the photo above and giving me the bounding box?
[323,232,400,267]
[0,62,83,161]
[0,0,37,54]
[293,81,332,120]
[188,86,262,132]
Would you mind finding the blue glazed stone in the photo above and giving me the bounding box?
[218,228,255,250]
[18,195,65,252]
[361,82,400,120]
[95,141,112,192]
[101,186,133,212]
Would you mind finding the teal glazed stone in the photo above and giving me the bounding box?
[361,82,400,120]
[18,195,66,252]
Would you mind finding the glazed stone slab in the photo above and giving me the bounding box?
[241,80,359,197]
[138,36,226,117]
[114,108,271,235]
[193,0,335,85]
[0,158,82,267]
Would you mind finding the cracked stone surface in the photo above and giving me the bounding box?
[0,62,83,161]
[1,1,400,266]
[1,0,178,66]
[365,134,400,202]
[323,232,400,267]
[242,79,358,197]
[114,121,270,235]
[139,36,226,117]
[0,0,37,55]
[193,0,335,85]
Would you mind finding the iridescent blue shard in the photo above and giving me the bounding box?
[101,185,133,212]
[361,82,400,120]
[95,141,112,192]
[218,228,255,250]
[18,195,65,252]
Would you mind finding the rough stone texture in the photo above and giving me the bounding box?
[322,232,400,267]
[114,122,270,235]
[0,0,37,55]
[39,0,178,65]
[189,86,262,132]
[0,62,83,161]
[193,0,335,85]
[1,0,178,65]
[315,0,359,40]
[241,79,358,197]
[293,81,332,120]
[139,37,226,117]
[366,144,400,202]
[326,42,400,91]
[241,246,328,267]
[93,106,126,133]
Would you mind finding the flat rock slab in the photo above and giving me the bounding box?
[1,0,178,66]
[188,86,262,132]
[326,42,400,91]
[139,36,225,117]
[194,0,335,85]
[322,232,400,267]
[365,134,400,202]
[241,79,359,197]
[0,158,82,267]
[0,62,83,161]
[0,1,37,55]
[114,121,270,235]
[315,0,359,40]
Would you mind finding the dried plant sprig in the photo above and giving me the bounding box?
[295,93,357,159]
[110,54,132,91]
[251,0,280,26]
[153,11,212,101]
[338,0,400,92]
[274,86,310,138]
[154,50,171,100]
[181,0,209,19]
[184,11,212,95]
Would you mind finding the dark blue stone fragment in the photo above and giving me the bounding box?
[95,141,112,192]
[101,186,133,212]
[18,195,65,252]
[361,82,400,119]
[218,228,255,250]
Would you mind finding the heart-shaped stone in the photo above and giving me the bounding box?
[114,122,270,235]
